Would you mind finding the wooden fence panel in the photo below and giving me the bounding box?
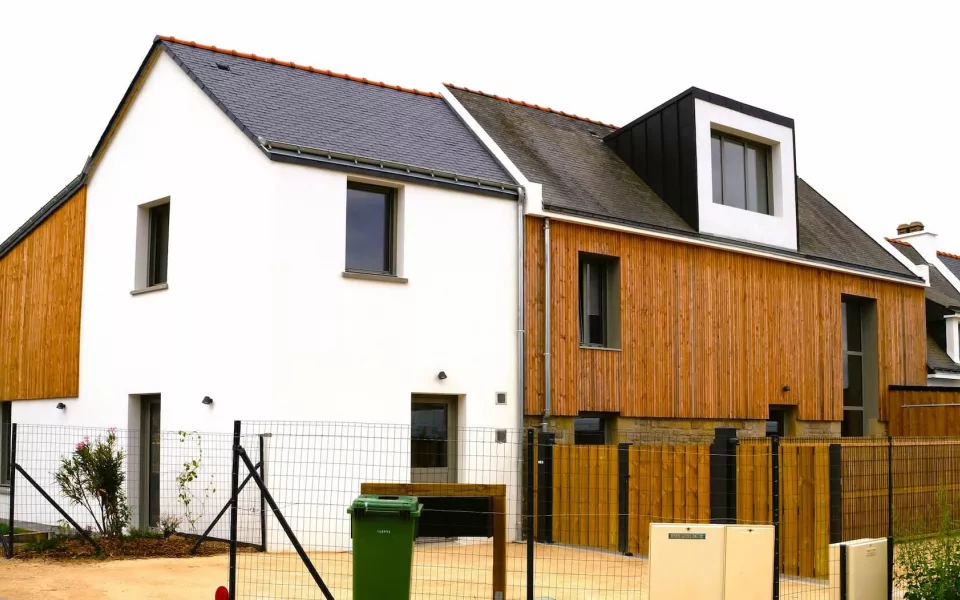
[551,445,618,552]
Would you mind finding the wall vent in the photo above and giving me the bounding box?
[496,392,507,405]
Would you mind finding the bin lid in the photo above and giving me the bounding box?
[348,494,422,517]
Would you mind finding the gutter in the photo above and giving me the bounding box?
[258,138,519,198]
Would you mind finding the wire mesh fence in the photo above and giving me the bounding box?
[6,419,960,599]
[4,424,263,556]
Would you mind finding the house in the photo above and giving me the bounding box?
[887,223,960,386]
[445,84,929,440]
[0,37,523,538]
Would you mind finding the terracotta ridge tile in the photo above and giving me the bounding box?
[445,83,618,129]
[156,35,441,99]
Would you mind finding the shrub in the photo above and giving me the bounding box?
[126,527,164,540]
[896,491,960,600]
[54,429,131,537]
[157,513,182,539]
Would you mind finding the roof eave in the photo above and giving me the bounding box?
[0,174,86,260]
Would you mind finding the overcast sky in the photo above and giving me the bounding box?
[2,1,958,251]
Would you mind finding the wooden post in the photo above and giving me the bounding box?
[492,493,506,600]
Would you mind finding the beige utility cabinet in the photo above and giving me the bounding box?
[649,523,774,599]
[829,538,888,600]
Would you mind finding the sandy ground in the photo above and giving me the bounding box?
[0,542,852,599]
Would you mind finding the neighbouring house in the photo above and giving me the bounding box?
[887,223,960,386]
[446,84,932,441]
[0,36,523,542]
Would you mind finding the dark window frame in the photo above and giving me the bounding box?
[711,130,773,215]
[841,300,865,437]
[574,415,609,445]
[345,182,398,276]
[147,202,170,287]
[1,401,10,486]
[580,257,608,347]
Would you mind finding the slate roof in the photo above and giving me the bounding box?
[888,241,960,309]
[448,86,917,280]
[939,252,960,281]
[927,335,960,374]
[159,38,513,186]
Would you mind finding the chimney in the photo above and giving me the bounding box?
[896,221,925,235]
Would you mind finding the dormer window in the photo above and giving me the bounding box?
[711,131,771,215]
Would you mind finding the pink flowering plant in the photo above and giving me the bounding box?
[54,428,131,537]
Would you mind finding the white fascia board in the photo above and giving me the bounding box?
[928,372,960,381]
[539,210,926,287]
[932,257,960,297]
[876,238,927,281]
[440,86,530,188]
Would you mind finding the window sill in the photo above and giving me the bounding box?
[130,283,169,296]
[342,271,408,284]
[579,345,621,352]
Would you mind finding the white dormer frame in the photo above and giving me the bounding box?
[694,99,798,251]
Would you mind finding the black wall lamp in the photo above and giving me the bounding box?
[437,371,447,381]
[202,396,214,406]
[56,402,66,410]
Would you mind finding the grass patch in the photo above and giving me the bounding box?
[0,523,29,535]
[125,527,164,540]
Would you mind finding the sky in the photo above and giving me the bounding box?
[1,0,958,251]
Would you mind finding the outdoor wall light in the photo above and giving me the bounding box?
[202,396,214,405]
[782,385,791,392]
[56,402,66,410]
[437,371,447,381]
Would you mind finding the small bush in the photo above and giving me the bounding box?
[157,514,182,539]
[125,527,164,540]
[54,428,131,537]
[896,491,960,600]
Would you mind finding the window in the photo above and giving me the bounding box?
[842,301,865,437]
[574,416,608,445]
[1,402,10,486]
[579,253,620,348]
[711,131,771,215]
[147,202,170,286]
[345,183,396,274]
[766,407,787,437]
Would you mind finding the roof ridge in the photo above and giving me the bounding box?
[445,83,618,129]
[938,250,960,260]
[885,237,912,247]
[156,35,441,99]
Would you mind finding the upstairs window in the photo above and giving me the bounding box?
[345,183,396,275]
[711,131,771,215]
[148,202,170,286]
[578,253,621,349]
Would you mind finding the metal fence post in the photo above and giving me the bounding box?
[772,435,780,600]
[526,428,534,600]
[228,420,241,599]
[536,432,555,544]
[618,442,631,554]
[259,434,267,553]
[5,423,15,559]
[887,436,894,600]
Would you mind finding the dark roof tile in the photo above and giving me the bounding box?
[928,335,960,373]
[888,241,960,308]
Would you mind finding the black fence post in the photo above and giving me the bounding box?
[709,428,738,524]
[839,542,848,600]
[829,444,842,544]
[536,432,554,544]
[887,436,894,600]
[228,420,241,600]
[526,428,534,600]
[772,435,780,600]
[259,434,267,553]
[5,423,15,559]
[618,442,631,554]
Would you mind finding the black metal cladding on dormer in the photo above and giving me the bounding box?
[604,87,795,233]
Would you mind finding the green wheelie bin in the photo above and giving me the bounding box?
[348,494,423,599]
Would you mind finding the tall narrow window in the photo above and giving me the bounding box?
[345,183,396,274]
[711,131,771,215]
[579,253,620,349]
[842,301,864,437]
[1,401,10,486]
[148,202,170,286]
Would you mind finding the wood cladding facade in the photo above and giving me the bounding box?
[0,187,86,401]
[524,217,927,422]
[888,387,960,436]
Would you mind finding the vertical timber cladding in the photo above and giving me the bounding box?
[0,187,86,400]
[523,216,927,421]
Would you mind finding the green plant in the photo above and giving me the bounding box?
[126,527,164,540]
[54,428,131,537]
[896,490,960,600]
[156,513,182,538]
[176,431,216,533]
